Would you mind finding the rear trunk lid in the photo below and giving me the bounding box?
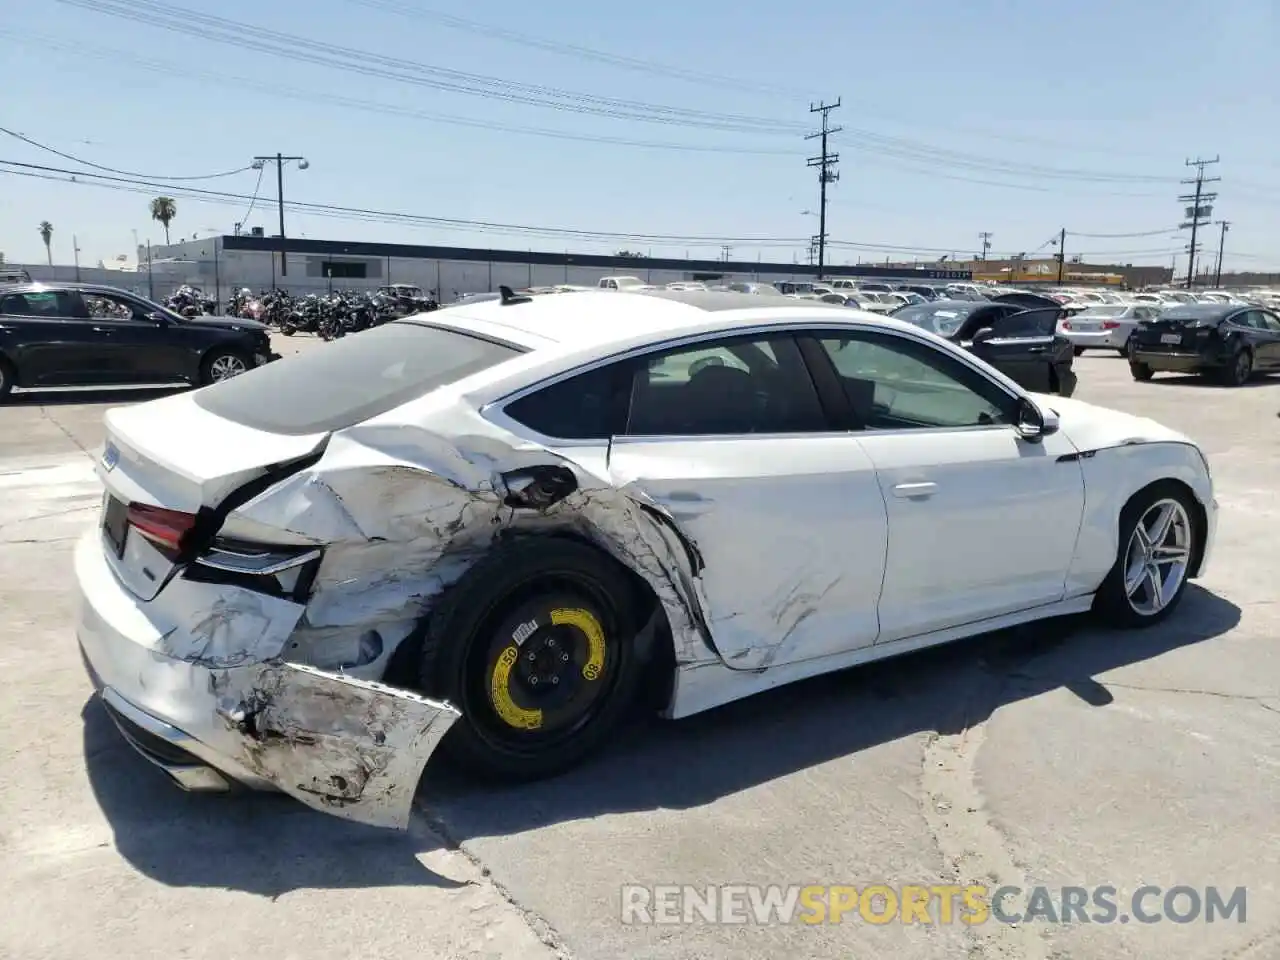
[98,392,328,601]
[1132,315,1217,351]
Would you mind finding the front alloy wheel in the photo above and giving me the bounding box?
[1121,498,1192,617]
[1094,483,1199,628]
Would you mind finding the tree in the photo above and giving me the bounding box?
[38,221,53,265]
[149,196,177,244]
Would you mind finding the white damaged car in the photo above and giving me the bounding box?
[76,289,1218,829]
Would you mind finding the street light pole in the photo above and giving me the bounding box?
[252,153,309,279]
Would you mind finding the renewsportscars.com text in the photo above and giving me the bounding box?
[620,884,1247,926]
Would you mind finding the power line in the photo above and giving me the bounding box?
[340,0,815,101]
[1178,156,1220,289]
[0,32,800,157]
[806,100,841,280]
[0,125,254,180]
[55,0,809,135]
[50,0,1230,189]
[0,159,809,245]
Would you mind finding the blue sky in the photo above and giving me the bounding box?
[3,0,1276,272]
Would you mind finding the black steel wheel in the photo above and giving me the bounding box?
[418,538,646,781]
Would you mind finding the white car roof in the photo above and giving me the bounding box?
[427,289,986,403]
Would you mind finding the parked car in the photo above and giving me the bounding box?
[890,298,1077,396]
[76,288,1215,830]
[1060,304,1164,355]
[0,282,278,400]
[1128,302,1280,385]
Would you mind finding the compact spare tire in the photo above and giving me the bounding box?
[418,538,646,781]
[1093,482,1199,628]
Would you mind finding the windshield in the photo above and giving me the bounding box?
[893,301,978,336]
[193,320,525,435]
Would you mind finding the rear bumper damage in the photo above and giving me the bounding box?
[75,530,460,829]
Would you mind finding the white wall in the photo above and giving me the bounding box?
[9,243,878,305]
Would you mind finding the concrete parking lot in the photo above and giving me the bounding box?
[1,344,1276,960]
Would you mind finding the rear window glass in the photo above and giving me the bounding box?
[192,320,524,435]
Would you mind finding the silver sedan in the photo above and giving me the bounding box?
[1059,303,1164,355]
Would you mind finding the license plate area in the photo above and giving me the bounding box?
[102,493,129,557]
[1160,333,1182,345]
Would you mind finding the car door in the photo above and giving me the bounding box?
[1254,310,1280,368]
[602,331,889,670]
[806,328,1086,643]
[1240,310,1280,369]
[81,291,189,382]
[966,308,1061,393]
[0,290,106,386]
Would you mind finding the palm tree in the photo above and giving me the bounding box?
[38,221,53,265]
[149,196,177,244]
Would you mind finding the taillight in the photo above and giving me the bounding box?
[1101,321,1120,330]
[126,503,198,558]
[1061,321,1072,331]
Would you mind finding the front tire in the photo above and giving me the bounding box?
[1093,483,1199,628]
[418,538,646,782]
[1073,346,1085,357]
[200,349,251,385]
[0,357,14,402]
[1130,361,1154,381]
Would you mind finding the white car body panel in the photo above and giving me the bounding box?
[73,291,1217,828]
[855,426,1086,642]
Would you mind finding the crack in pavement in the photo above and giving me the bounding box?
[37,406,96,460]
[920,663,1050,960]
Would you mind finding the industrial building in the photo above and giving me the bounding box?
[118,234,975,301]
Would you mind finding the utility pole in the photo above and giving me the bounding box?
[1213,220,1230,288]
[72,234,81,282]
[805,99,841,280]
[1056,228,1066,283]
[252,153,309,278]
[978,232,993,261]
[1178,156,1219,289]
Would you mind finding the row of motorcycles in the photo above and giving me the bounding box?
[224,286,440,340]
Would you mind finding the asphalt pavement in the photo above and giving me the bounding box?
[0,342,1276,960]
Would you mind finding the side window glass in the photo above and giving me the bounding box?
[625,335,825,437]
[504,363,629,441]
[82,294,139,320]
[817,333,1015,430]
[2,292,69,317]
[990,309,1057,337]
[1259,311,1280,332]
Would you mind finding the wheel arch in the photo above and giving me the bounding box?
[382,530,680,715]
[1074,442,1214,589]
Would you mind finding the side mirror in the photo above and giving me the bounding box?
[1015,397,1059,443]
[146,311,169,325]
[971,327,996,345]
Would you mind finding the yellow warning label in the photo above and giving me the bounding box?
[551,607,606,681]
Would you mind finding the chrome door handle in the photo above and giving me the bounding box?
[892,481,937,499]
[92,326,113,333]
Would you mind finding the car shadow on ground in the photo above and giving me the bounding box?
[421,585,1240,843]
[82,586,1239,894]
[81,698,467,898]
[8,386,187,406]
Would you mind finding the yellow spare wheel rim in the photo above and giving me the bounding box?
[486,602,610,735]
